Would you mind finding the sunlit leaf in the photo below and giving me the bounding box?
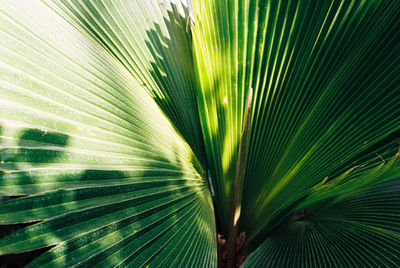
[1,0,399,266]
[42,0,206,165]
[192,0,400,253]
[0,1,216,266]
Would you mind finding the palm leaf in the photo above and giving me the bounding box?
[0,1,216,266]
[192,0,400,256]
[242,178,400,267]
[1,0,400,266]
[42,0,206,165]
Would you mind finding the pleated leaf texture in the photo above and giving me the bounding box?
[0,0,399,267]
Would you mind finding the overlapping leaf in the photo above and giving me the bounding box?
[42,0,206,165]
[1,0,400,266]
[0,1,216,266]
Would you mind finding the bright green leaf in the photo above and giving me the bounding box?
[0,1,216,266]
[1,0,400,266]
[42,0,206,166]
[192,0,400,251]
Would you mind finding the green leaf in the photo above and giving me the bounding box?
[42,0,207,166]
[242,178,400,267]
[192,0,400,251]
[0,1,216,266]
[298,149,400,210]
[2,0,400,266]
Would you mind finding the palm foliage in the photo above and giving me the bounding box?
[0,1,215,266]
[0,0,399,267]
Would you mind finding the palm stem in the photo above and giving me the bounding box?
[226,88,253,268]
